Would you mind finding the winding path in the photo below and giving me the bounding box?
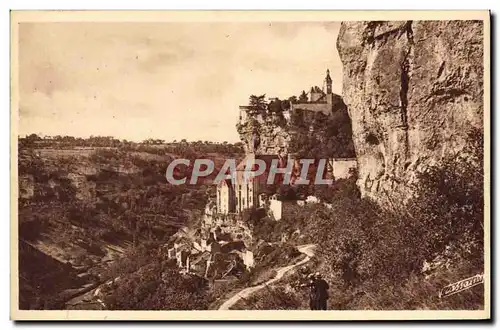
[218,244,316,310]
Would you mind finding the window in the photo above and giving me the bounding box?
[246,184,250,207]
[238,184,242,212]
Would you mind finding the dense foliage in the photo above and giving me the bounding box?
[243,127,484,310]
[232,286,302,310]
[288,106,356,159]
[102,246,212,310]
[18,120,484,311]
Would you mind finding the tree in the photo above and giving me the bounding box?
[268,98,285,113]
[281,99,291,111]
[25,133,41,144]
[298,90,308,103]
[248,94,267,114]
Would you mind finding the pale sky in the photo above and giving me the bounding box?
[19,22,342,143]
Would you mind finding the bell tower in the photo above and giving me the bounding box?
[325,69,333,94]
[325,69,333,105]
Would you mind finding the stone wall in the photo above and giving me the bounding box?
[269,199,282,221]
[291,102,331,115]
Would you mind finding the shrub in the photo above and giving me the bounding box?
[232,286,302,310]
[289,104,355,159]
[316,127,484,309]
[104,263,211,310]
[246,127,485,310]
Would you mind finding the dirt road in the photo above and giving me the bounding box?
[218,244,316,310]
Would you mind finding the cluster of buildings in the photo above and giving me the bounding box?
[228,69,357,217]
[238,69,341,124]
[164,225,254,280]
[290,69,344,115]
[215,153,288,216]
[163,69,357,281]
[214,155,357,221]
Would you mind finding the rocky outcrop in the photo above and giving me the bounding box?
[237,115,291,156]
[337,20,483,201]
[19,175,35,199]
[237,104,355,159]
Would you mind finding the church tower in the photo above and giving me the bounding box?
[325,69,332,94]
[325,69,333,105]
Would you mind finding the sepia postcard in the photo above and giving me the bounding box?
[10,10,490,321]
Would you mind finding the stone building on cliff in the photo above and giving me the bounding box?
[238,69,341,125]
[290,69,343,115]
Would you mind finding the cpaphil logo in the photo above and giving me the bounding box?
[439,274,484,298]
[164,158,333,186]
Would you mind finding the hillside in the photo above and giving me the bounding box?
[16,20,485,313]
[221,20,485,311]
[231,133,484,310]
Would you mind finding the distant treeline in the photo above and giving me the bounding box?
[19,134,245,157]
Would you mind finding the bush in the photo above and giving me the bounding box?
[289,104,356,159]
[232,286,302,310]
[104,263,211,310]
[315,127,484,309]
[244,127,485,310]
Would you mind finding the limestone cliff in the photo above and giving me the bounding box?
[337,20,483,201]
[237,104,355,159]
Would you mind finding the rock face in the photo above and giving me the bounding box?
[337,20,483,201]
[237,115,291,156]
[19,175,35,199]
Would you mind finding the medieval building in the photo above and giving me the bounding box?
[215,153,288,215]
[238,69,341,124]
[216,179,235,215]
[290,69,343,115]
[220,69,355,217]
